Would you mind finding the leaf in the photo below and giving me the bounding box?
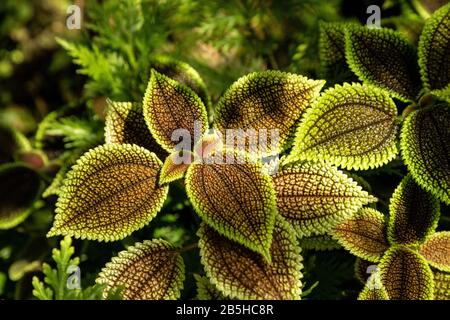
[358,275,389,300]
[433,270,450,300]
[298,235,342,251]
[185,151,277,259]
[355,258,377,284]
[213,70,325,155]
[194,274,228,300]
[272,160,377,237]
[379,246,434,300]
[48,144,168,241]
[198,218,303,300]
[419,232,450,272]
[418,3,450,100]
[143,69,208,152]
[401,104,450,204]
[333,208,389,262]
[104,100,167,159]
[345,26,421,101]
[159,151,194,185]
[388,175,440,246]
[0,163,41,229]
[289,83,398,170]
[97,239,184,300]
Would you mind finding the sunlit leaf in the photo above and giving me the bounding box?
[401,104,450,204]
[273,160,376,237]
[418,3,450,101]
[143,69,208,152]
[298,234,341,251]
[0,163,41,229]
[379,247,434,300]
[104,100,167,159]
[433,270,450,300]
[198,217,303,300]
[289,83,398,170]
[159,151,194,185]
[97,239,184,300]
[194,274,228,300]
[358,274,389,300]
[419,232,450,272]
[214,71,325,155]
[48,144,168,241]
[333,208,388,262]
[345,26,421,101]
[388,175,440,246]
[186,151,276,259]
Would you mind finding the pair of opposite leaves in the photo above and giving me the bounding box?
[333,175,450,300]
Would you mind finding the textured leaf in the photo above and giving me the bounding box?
[298,235,341,251]
[48,144,168,241]
[273,160,376,237]
[186,151,276,259]
[419,232,450,272]
[433,270,450,300]
[0,163,41,229]
[214,71,325,155]
[401,104,450,204]
[418,3,450,100]
[289,83,398,170]
[358,275,389,300]
[388,175,440,246]
[345,26,421,101]
[379,247,434,300]
[194,274,228,300]
[198,218,303,300]
[159,151,194,185]
[333,208,389,262]
[355,258,377,284]
[97,239,184,300]
[104,100,167,159]
[143,69,208,152]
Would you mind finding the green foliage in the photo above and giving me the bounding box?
[194,274,228,300]
[419,232,450,272]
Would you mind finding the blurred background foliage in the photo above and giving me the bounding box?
[0,0,448,300]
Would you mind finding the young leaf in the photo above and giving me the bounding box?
[289,83,398,170]
[159,151,194,185]
[358,275,389,300]
[298,235,341,251]
[272,160,376,237]
[198,218,303,300]
[213,70,325,155]
[97,239,184,300]
[401,104,450,204]
[104,100,167,159]
[333,208,389,262]
[418,3,450,100]
[185,152,277,259]
[419,232,450,272]
[345,26,421,101]
[48,144,168,241]
[0,163,41,229]
[379,246,434,300]
[433,270,450,300]
[143,69,208,152]
[388,175,440,246]
[194,274,228,300]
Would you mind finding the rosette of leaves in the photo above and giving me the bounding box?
[311,4,450,207]
[332,175,450,300]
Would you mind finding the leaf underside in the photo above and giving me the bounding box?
[48,144,168,241]
[401,104,450,204]
[380,246,434,300]
[333,208,389,262]
[419,232,450,272]
[198,218,303,300]
[290,83,398,170]
[97,239,184,300]
[345,26,421,101]
[273,160,376,237]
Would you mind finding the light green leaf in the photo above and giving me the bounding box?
[273,160,376,237]
[298,234,342,251]
[198,217,303,300]
[333,208,389,262]
[48,144,168,241]
[358,275,389,300]
[433,270,450,300]
[419,232,450,272]
[289,83,398,170]
[345,26,421,101]
[97,239,184,300]
[214,70,325,155]
[388,175,440,245]
[400,104,450,204]
[418,3,450,101]
[380,246,434,300]
[194,274,228,300]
